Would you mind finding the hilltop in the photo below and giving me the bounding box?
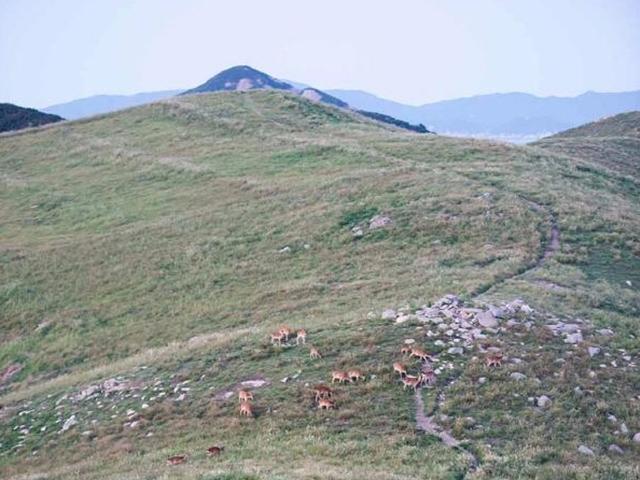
[0,91,639,479]
[0,103,63,133]
[533,111,640,177]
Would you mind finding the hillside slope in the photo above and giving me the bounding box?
[533,111,640,177]
[0,103,63,133]
[0,91,639,479]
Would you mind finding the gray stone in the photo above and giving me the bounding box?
[536,395,552,408]
[278,246,291,253]
[588,346,601,357]
[369,215,392,230]
[510,372,527,381]
[447,347,464,355]
[633,432,640,443]
[620,423,629,435]
[565,332,583,344]
[596,328,614,337]
[478,377,487,384]
[381,309,397,321]
[477,311,498,329]
[607,414,617,423]
[578,445,595,456]
[61,415,78,432]
[608,444,624,454]
[351,226,364,238]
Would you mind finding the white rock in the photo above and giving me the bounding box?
[608,414,617,423]
[633,432,640,443]
[369,215,392,230]
[565,332,583,344]
[434,340,445,347]
[381,309,397,321]
[61,415,78,432]
[278,246,291,253]
[608,444,624,454]
[478,377,487,384]
[351,226,364,238]
[620,423,629,435]
[477,311,498,329]
[588,346,601,357]
[536,395,552,409]
[447,347,464,355]
[510,372,527,381]
[578,445,595,456]
[404,338,415,345]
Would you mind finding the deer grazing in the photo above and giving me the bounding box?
[167,455,187,465]
[296,329,307,345]
[311,384,334,402]
[402,374,423,391]
[238,389,254,402]
[410,347,433,362]
[317,398,336,410]
[309,346,322,359]
[348,369,365,382]
[401,346,412,356]
[485,351,504,368]
[239,401,254,417]
[270,331,285,345]
[207,445,224,456]
[331,370,351,384]
[393,362,408,378]
[278,326,294,341]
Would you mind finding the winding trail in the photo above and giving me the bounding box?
[471,196,561,298]
[414,389,478,471]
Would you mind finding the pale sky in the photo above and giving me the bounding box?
[1,0,639,108]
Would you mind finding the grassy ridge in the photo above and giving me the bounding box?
[1,91,639,479]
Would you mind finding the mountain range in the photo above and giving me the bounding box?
[0,103,63,133]
[39,66,640,141]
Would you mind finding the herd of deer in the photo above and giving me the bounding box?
[167,327,505,465]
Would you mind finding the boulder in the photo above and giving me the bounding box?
[368,215,392,230]
[61,415,78,432]
[510,372,527,381]
[564,332,583,344]
[536,395,552,409]
[608,444,624,454]
[633,432,640,443]
[477,311,498,329]
[578,445,595,456]
[381,309,397,321]
[588,346,601,357]
[447,347,464,355]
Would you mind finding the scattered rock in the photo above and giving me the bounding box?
[447,347,464,355]
[608,444,624,454]
[351,226,364,238]
[278,246,291,253]
[564,332,583,344]
[368,215,392,230]
[607,414,618,423]
[620,423,629,435]
[633,432,640,443]
[588,346,601,357]
[61,415,78,432]
[72,385,100,402]
[596,328,614,337]
[381,309,397,321]
[510,372,527,381]
[478,377,487,384]
[536,395,552,409]
[404,338,415,345]
[476,311,498,329]
[578,445,595,456]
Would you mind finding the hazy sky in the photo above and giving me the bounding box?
[1,0,639,108]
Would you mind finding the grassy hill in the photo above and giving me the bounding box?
[533,111,640,177]
[1,91,639,479]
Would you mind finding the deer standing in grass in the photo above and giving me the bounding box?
[402,374,423,391]
[309,346,322,359]
[393,362,408,378]
[410,347,433,362]
[238,389,253,402]
[331,370,351,384]
[485,352,504,368]
[239,402,254,417]
[348,369,365,382]
[296,329,307,345]
[312,385,334,402]
[318,398,336,410]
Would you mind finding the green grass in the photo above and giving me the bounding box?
[1,91,639,479]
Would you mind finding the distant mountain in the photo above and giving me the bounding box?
[181,65,294,95]
[327,89,640,140]
[545,110,640,139]
[0,103,63,133]
[44,90,183,120]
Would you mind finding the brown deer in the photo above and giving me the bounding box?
[207,445,224,456]
[485,352,504,368]
[270,331,285,345]
[348,369,365,382]
[309,346,322,359]
[331,370,351,384]
[311,384,334,402]
[393,362,408,377]
[167,455,187,465]
[278,326,294,341]
[239,402,254,417]
[238,389,254,402]
[401,346,413,356]
[317,398,336,410]
[402,374,423,391]
[420,370,436,386]
[296,329,307,345]
[410,347,433,362]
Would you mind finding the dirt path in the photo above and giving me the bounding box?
[472,197,560,298]
[414,389,478,470]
